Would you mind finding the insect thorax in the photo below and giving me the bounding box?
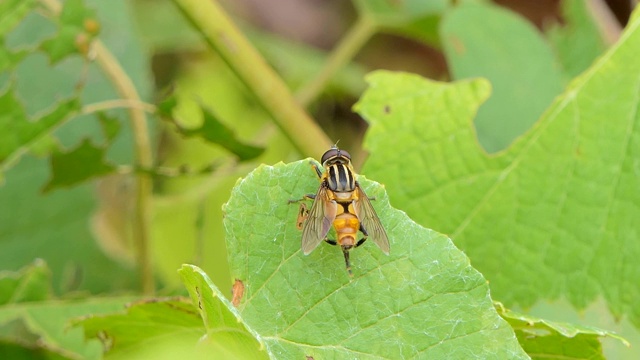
[326,163,356,192]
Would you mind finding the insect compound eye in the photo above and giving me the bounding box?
[338,149,351,160]
[321,146,352,165]
[321,148,339,164]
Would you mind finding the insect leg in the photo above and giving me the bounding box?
[355,236,368,248]
[324,239,337,246]
[355,224,368,247]
[287,193,316,204]
[310,161,323,179]
[359,223,369,236]
[342,249,353,277]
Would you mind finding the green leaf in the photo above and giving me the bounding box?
[0,0,37,36]
[220,160,527,358]
[0,39,28,73]
[354,0,446,27]
[97,112,121,143]
[40,0,99,63]
[496,303,629,360]
[79,298,213,359]
[546,0,607,78]
[42,138,116,193]
[0,259,52,305]
[0,262,132,360]
[163,100,265,161]
[0,85,80,174]
[440,2,565,152]
[354,0,447,45]
[179,266,269,359]
[357,4,640,330]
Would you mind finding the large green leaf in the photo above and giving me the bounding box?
[440,2,565,152]
[179,266,268,359]
[546,0,607,78]
[79,298,212,360]
[496,303,628,360]
[221,160,527,359]
[0,262,132,360]
[356,5,640,329]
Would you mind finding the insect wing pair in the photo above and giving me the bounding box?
[301,180,389,255]
[293,147,389,275]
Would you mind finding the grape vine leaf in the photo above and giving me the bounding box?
[79,298,217,360]
[357,5,640,329]
[440,1,565,152]
[496,303,628,360]
[179,266,269,359]
[0,261,132,359]
[219,160,528,359]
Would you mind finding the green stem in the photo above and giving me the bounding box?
[296,16,376,107]
[171,0,332,158]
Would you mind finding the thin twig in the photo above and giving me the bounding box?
[295,15,376,107]
[81,99,157,115]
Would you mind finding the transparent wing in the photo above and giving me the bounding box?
[355,184,390,254]
[301,185,337,255]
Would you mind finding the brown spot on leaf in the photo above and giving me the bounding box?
[383,105,391,114]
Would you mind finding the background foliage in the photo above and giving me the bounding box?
[0,0,638,359]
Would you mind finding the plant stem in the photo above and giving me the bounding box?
[39,0,155,295]
[586,0,622,45]
[81,99,157,115]
[295,16,376,107]
[93,42,155,296]
[171,0,332,158]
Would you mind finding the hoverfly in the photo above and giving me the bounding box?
[290,146,389,276]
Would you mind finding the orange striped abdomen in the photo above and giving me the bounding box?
[334,213,359,249]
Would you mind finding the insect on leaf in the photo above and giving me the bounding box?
[220,160,528,359]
